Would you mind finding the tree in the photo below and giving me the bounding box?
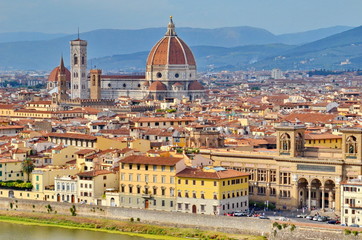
[22,158,34,182]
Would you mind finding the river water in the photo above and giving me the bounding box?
[0,221,151,240]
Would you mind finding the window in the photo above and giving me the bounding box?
[193,192,197,198]
[280,133,291,153]
[161,166,166,171]
[137,174,141,182]
[193,180,196,185]
[153,165,157,171]
[129,164,133,170]
[214,181,217,186]
[279,172,291,185]
[145,165,149,171]
[270,170,277,182]
[36,176,39,181]
[185,180,188,185]
[153,175,157,183]
[170,166,174,172]
[201,180,204,186]
[153,188,157,195]
[213,193,217,200]
[178,203,182,210]
[170,188,174,197]
[170,177,175,184]
[185,203,189,211]
[201,193,205,199]
[346,136,358,156]
[257,169,267,182]
[162,200,165,207]
[137,164,141,170]
[129,174,133,181]
[161,176,166,184]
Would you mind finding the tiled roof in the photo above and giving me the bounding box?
[120,155,182,166]
[47,133,97,141]
[176,167,249,179]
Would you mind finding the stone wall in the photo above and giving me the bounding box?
[0,197,358,239]
[0,197,270,236]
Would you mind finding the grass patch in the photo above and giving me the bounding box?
[0,210,262,240]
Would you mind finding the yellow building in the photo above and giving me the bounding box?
[305,133,342,149]
[113,155,186,211]
[0,159,24,181]
[176,167,249,215]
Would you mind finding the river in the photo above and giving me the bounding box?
[0,221,151,240]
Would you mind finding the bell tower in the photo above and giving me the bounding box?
[70,35,88,99]
[57,56,68,101]
[276,124,306,157]
[90,69,102,100]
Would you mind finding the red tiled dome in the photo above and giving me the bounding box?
[173,82,183,86]
[149,81,167,91]
[146,18,196,66]
[48,66,71,82]
[188,81,204,91]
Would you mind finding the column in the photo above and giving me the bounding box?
[321,187,325,210]
[308,186,312,211]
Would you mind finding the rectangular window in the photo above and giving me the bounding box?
[201,180,204,186]
[162,200,165,206]
[36,176,39,181]
[153,175,157,183]
[170,201,173,207]
[162,166,166,171]
[178,203,182,210]
[153,165,157,171]
[161,176,166,184]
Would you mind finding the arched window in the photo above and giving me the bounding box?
[280,133,291,153]
[296,133,304,152]
[346,136,357,156]
[92,76,96,86]
[81,56,85,65]
[74,54,78,65]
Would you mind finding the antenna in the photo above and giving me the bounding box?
[77,27,80,40]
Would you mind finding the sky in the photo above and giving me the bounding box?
[0,0,361,34]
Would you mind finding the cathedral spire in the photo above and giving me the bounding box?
[59,55,65,74]
[165,16,177,36]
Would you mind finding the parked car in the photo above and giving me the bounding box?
[318,216,328,222]
[327,220,340,224]
[259,216,270,220]
[340,223,347,227]
[350,224,359,228]
[312,216,319,221]
[233,211,247,217]
[279,217,289,221]
[306,215,314,220]
[296,214,307,218]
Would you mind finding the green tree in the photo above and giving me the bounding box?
[22,158,34,182]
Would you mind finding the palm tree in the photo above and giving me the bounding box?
[22,158,34,182]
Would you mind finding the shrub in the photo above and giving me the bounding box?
[137,218,140,222]
[276,224,282,230]
[352,231,358,236]
[130,217,134,222]
[344,229,351,235]
[70,205,76,216]
[282,223,288,229]
[272,222,279,228]
[290,224,296,231]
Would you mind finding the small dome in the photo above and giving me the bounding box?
[48,66,71,82]
[173,82,183,86]
[188,81,204,91]
[143,81,150,86]
[149,81,167,91]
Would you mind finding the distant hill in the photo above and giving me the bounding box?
[251,25,362,70]
[277,26,352,45]
[0,25,358,71]
[90,44,295,72]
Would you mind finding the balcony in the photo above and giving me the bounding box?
[349,204,362,209]
[142,194,152,199]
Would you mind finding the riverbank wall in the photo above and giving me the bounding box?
[0,197,357,239]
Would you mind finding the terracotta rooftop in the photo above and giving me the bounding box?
[176,167,249,179]
[120,155,182,166]
[47,132,97,141]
